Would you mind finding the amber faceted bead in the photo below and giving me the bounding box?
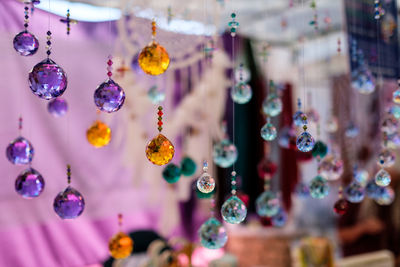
[146,133,174,165]
[86,120,111,148]
[138,41,170,76]
[108,232,133,259]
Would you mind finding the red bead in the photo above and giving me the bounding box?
[107,60,113,66]
[107,71,112,77]
[157,111,163,116]
[157,121,163,126]
[333,199,349,215]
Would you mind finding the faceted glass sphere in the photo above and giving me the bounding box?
[53,186,85,219]
[147,85,165,104]
[234,66,251,83]
[260,122,277,141]
[231,82,252,104]
[86,120,111,148]
[262,94,282,117]
[108,232,134,259]
[15,168,45,198]
[333,199,349,215]
[271,208,287,227]
[390,105,400,119]
[378,148,395,167]
[48,98,68,117]
[213,139,238,168]
[199,217,228,249]
[345,182,365,203]
[351,67,375,95]
[13,31,39,56]
[393,89,400,104]
[29,58,67,100]
[255,190,280,217]
[387,132,400,148]
[381,117,398,135]
[146,134,175,165]
[296,131,315,152]
[221,195,247,224]
[180,156,197,176]
[138,41,170,75]
[295,182,310,197]
[375,168,391,187]
[375,187,395,205]
[94,79,125,113]
[345,123,359,138]
[354,169,369,186]
[293,111,307,127]
[319,155,343,181]
[311,140,328,159]
[366,179,381,199]
[6,136,34,165]
[309,175,330,199]
[162,163,181,184]
[197,173,215,193]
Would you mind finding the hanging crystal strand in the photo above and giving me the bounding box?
[46,30,52,58]
[107,55,113,79]
[66,164,71,184]
[230,171,237,196]
[374,0,381,20]
[18,116,23,136]
[118,213,123,230]
[23,2,29,31]
[157,106,163,132]
[151,19,156,42]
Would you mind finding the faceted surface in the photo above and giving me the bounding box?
[256,190,280,217]
[390,105,400,119]
[213,139,238,168]
[365,179,381,199]
[293,111,307,126]
[375,187,395,205]
[311,141,328,159]
[53,186,85,219]
[199,217,227,249]
[146,134,174,165]
[15,168,44,198]
[351,67,375,94]
[221,195,247,224]
[162,163,181,183]
[393,89,400,104]
[345,182,365,203]
[319,155,343,181]
[375,168,391,187]
[47,98,68,117]
[231,82,252,104]
[94,79,125,113]
[13,31,39,56]
[147,85,165,104]
[260,122,277,141]
[108,232,133,259]
[296,131,315,152]
[309,175,329,199]
[197,173,215,193]
[354,169,369,186]
[381,117,398,135]
[138,41,170,75]
[333,199,349,215]
[86,120,111,148]
[262,94,282,117]
[6,136,34,165]
[271,208,287,227]
[180,156,196,176]
[29,58,67,100]
[378,148,395,167]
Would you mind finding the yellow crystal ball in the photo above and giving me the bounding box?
[146,133,175,165]
[108,232,133,259]
[138,41,170,76]
[86,120,111,148]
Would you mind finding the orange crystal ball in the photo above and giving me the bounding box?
[108,232,133,259]
[146,133,174,165]
[86,120,111,148]
[138,41,170,76]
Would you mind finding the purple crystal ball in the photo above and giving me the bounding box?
[15,168,45,198]
[53,186,85,219]
[6,136,34,165]
[13,31,39,56]
[94,79,125,113]
[48,98,68,117]
[29,58,68,100]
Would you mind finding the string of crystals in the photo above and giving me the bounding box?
[309,0,318,30]
[256,174,280,217]
[333,186,349,215]
[344,166,365,204]
[108,214,134,259]
[374,0,382,20]
[231,63,252,104]
[296,113,315,152]
[60,9,78,35]
[261,81,278,141]
[375,132,392,187]
[13,1,39,56]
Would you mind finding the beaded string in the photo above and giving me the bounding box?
[107,55,113,79]
[46,31,52,58]
[67,164,71,184]
[310,0,318,31]
[157,106,163,132]
[18,116,23,135]
[23,2,29,31]
[118,213,123,230]
[229,12,238,175]
[60,9,77,35]
[230,171,237,196]
[151,20,157,42]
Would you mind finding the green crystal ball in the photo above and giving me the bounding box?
[311,140,328,159]
[180,156,197,176]
[162,163,181,184]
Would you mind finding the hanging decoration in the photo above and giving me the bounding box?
[213,123,238,168]
[162,163,181,184]
[197,161,215,194]
[333,186,349,215]
[350,40,375,95]
[293,99,307,127]
[221,171,247,224]
[47,98,68,117]
[256,177,280,217]
[13,1,39,56]
[319,154,343,181]
[59,9,77,35]
[6,117,34,165]
[375,187,395,205]
[147,85,166,104]
[231,65,252,104]
[271,208,288,227]
[261,81,278,142]
[296,113,315,153]
[86,120,112,148]
[53,165,85,219]
[375,132,393,187]
[108,214,134,259]
[180,156,197,176]
[145,106,174,165]
[138,20,170,75]
[199,197,227,249]
[309,175,329,199]
[15,167,45,198]
[344,181,365,203]
[262,80,283,117]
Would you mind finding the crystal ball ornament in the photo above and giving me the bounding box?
[295,182,310,197]
[366,180,381,199]
[180,156,196,176]
[271,208,287,227]
[199,217,228,249]
[256,190,280,217]
[311,141,328,159]
[197,173,215,193]
[15,168,45,198]
[146,134,175,166]
[378,148,395,168]
[262,94,282,117]
[162,163,181,184]
[108,232,134,259]
[94,79,125,113]
[13,31,39,56]
[261,122,277,141]
[381,117,398,135]
[29,58,68,100]
[47,98,68,117]
[309,175,330,199]
[390,105,400,119]
[344,182,365,203]
[351,67,375,95]
[213,139,238,168]
[354,169,369,186]
[393,89,400,104]
[375,187,395,205]
[296,131,315,152]
[231,82,252,104]
[319,155,343,181]
[53,186,85,219]
[345,123,359,138]
[234,65,250,83]
[293,111,307,127]
[375,168,391,187]
[86,120,111,148]
[147,85,165,104]
[138,41,170,75]
[333,199,349,215]
[6,136,34,165]
[221,195,247,224]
